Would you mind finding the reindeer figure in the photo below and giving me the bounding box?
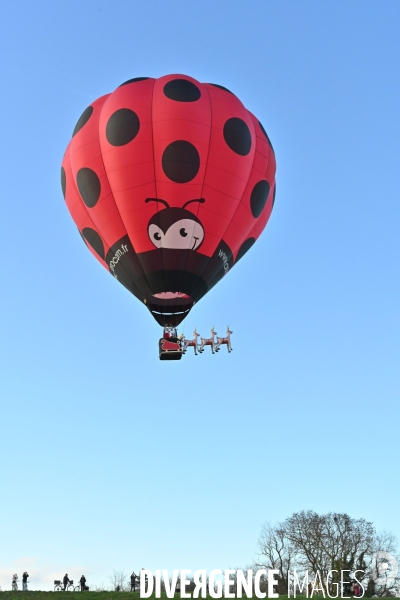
[215,326,233,353]
[199,326,217,354]
[182,328,201,355]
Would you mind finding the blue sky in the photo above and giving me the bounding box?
[0,0,399,591]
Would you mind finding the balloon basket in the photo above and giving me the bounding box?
[159,337,183,361]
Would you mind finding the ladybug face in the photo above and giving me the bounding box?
[61,74,277,327]
[146,198,205,251]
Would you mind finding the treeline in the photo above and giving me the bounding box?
[254,510,399,597]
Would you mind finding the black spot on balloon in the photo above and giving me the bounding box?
[72,106,93,137]
[163,79,201,102]
[258,120,274,151]
[162,141,200,183]
[78,229,87,246]
[106,108,140,146]
[119,77,150,86]
[209,83,233,94]
[61,167,66,198]
[82,227,105,260]
[250,180,270,218]
[272,184,276,207]
[77,168,101,208]
[235,238,255,263]
[223,117,251,156]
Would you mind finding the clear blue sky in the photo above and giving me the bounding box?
[0,0,399,590]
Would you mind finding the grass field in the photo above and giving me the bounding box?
[0,594,385,600]
[0,594,332,600]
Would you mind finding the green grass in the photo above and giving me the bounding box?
[0,594,389,600]
[0,594,310,600]
[1,594,398,600]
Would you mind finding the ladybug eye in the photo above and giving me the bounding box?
[148,224,164,248]
[179,228,188,237]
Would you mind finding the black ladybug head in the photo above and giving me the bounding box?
[146,198,205,251]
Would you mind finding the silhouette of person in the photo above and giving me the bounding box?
[130,572,137,592]
[22,572,29,591]
[63,574,70,591]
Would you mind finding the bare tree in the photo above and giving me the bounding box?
[281,511,375,593]
[256,511,400,597]
[256,522,295,593]
[108,570,129,592]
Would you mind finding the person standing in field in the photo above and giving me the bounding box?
[130,572,137,592]
[80,575,86,591]
[22,572,29,591]
[63,574,70,591]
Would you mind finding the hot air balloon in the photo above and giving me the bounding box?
[61,74,276,358]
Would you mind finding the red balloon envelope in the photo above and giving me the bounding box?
[61,74,276,326]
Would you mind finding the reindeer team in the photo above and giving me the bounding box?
[182,327,233,355]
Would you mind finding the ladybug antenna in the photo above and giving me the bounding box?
[182,198,205,209]
[145,198,170,209]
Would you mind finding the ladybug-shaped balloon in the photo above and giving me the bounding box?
[61,74,276,326]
